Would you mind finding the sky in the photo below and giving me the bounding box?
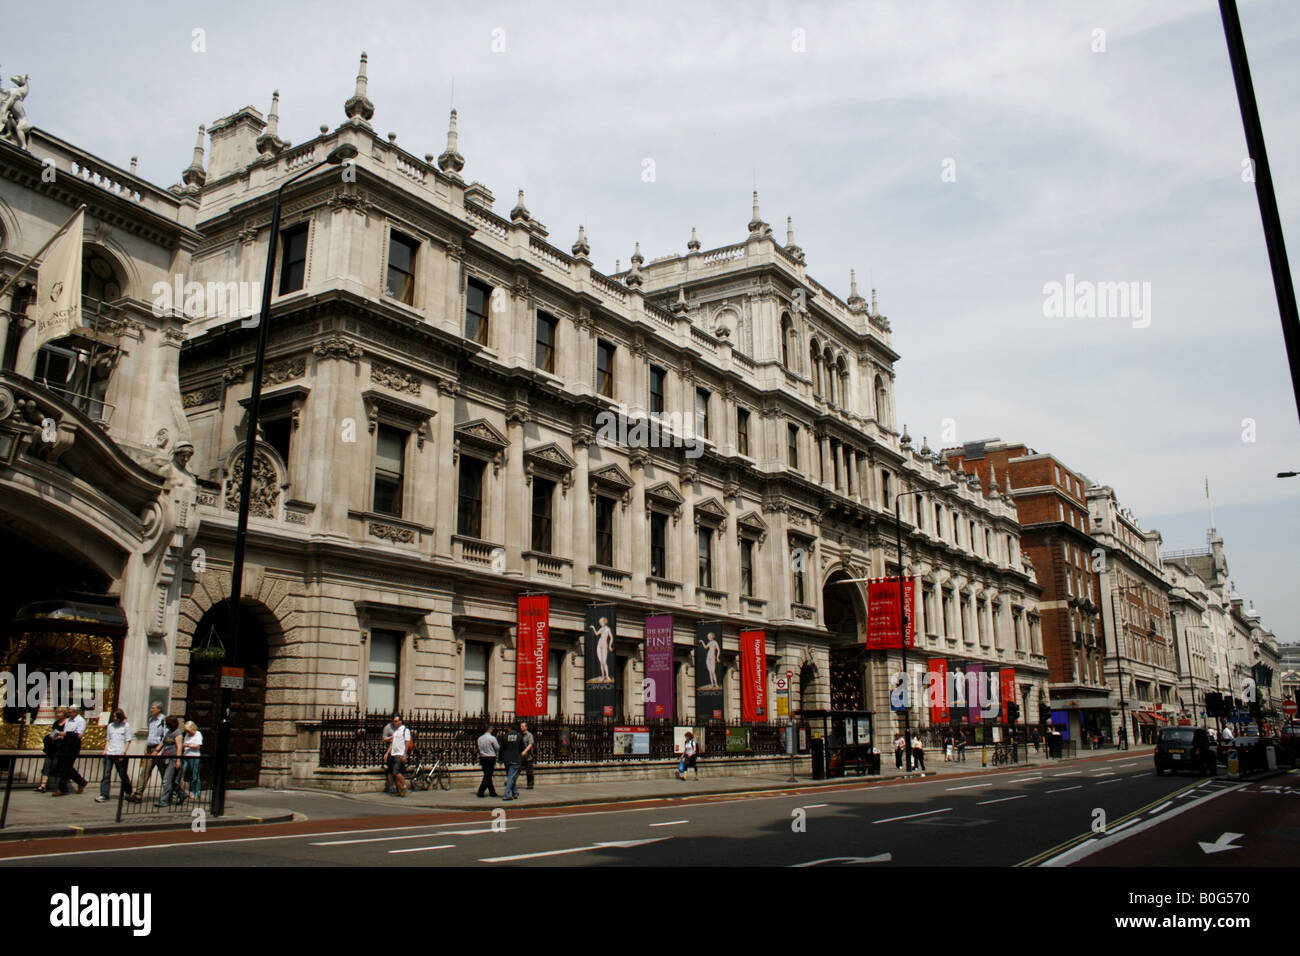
[7,0,1298,640]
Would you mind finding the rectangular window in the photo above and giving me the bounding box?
[463,641,489,714]
[466,278,491,345]
[535,312,557,373]
[385,230,418,305]
[697,527,713,588]
[278,223,309,295]
[695,387,710,439]
[367,628,401,715]
[373,425,406,517]
[263,415,292,469]
[650,365,666,416]
[457,457,486,539]
[595,495,615,567]
[737,408,751,456]
[787,424,799,468]
[531,477,554,553]
[881,471,891,509]
[935,504,943,538]
[650,512,668,579]
[596,340,615,398]
[740,538,754,597]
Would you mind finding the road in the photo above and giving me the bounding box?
[5,753,1281,867]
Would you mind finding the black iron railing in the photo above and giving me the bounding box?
[317,709,788,769]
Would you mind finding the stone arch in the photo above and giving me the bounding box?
[176,566,298,785]
[81,239,137,303]
[0,196,20,254]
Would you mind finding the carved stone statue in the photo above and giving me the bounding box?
[0,72,33,151]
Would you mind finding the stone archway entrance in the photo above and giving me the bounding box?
[823,570,868,710]
[184,600,268,788]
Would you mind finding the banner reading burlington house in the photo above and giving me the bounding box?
[515,596,550,718]
[740,630,767,722]
[694,621,724,721]
[585,604,619,718]
[644,615,674,721]
[866,577,916,649]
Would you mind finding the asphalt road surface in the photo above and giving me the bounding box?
[4,753,1270,867]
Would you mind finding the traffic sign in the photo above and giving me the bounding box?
[775,677,788,691]
[1283,700,1297,716]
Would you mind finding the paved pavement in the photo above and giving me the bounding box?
[0,749,1200,866]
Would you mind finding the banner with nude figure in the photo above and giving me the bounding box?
[584,604,619,718]
[694,620,725,722]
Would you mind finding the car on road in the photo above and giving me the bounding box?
[1154,726,1216,776]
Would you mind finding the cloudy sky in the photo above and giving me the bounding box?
[9,0,1299,640]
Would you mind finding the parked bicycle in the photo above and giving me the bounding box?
[408,750,451,791]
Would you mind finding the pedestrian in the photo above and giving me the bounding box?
[36,707,68,793]
[1031,729,1040,754]
[384,714,411,797]
[381,715,397,793]
[182,720,203,800]
[912,735,926,771]
[476,725,500,798]
[500,723,523,801]
[957,735,967,763]
[52,706,88,796]
[893,733,905,770]
[97,709,139,803]
[677,730,698,780]
[944,732,953,763]
[137,702,168,793]
[156,717,186,806]
[520,721,536,790]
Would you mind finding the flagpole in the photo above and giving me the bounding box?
[0,204,87,305]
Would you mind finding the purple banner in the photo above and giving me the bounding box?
[966,662,984,723]
[644,615,675,721]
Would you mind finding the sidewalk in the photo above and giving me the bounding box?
[0,789,297,841]
[342,744,1156,812]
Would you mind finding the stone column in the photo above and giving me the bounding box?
[724,485,741,614]
[680,469,697,607]
[818,432,833,489]
[630,450,648,598]
[572,426,594,589]
[504,403,527,574]
[433,379,457,556]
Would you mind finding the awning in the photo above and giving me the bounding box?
[1135,712,1156,725]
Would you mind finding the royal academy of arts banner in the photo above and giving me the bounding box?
[865,577,916,649]
[966,662,984,724]
[515,595,550,717]
[644,615,675,721]
[740,630,767,722]
[695,621,724,722]
[1000,667,1017,721]
[585,604,619,718]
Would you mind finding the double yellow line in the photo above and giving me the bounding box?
[1015,778,1204,867]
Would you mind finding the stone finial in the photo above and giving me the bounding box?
[129,156,138,175]
[320,124,329,134]
[687,226,701,252]
[181,124,206,188]
[670,285,689,314]
[257,90,288,156]
[785,215,805,263]
[847,269,867,312]
[900,425,912,450]
[919,435,932,457]
[344,51,375,123]
[624,243,644,287]
[571,224,591,259]
[748,190,770,237]
[872,287,879,315]
[510,189,531,223]
[437,109,465,174]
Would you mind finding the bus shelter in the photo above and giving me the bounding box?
[797,709,880,778]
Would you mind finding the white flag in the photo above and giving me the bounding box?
[34,208,84,350]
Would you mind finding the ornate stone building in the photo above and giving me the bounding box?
[0,109,199,746]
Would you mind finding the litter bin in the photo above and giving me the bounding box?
[810,737,826,780]
[1048,734,1063,758]
[867,752,881,776]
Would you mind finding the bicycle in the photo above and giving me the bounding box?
[408,750,452,791]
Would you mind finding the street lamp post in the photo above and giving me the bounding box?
[1108,588,1131,751]
[210,143,358,818]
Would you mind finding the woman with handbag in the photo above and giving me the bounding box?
[35,707,68,793]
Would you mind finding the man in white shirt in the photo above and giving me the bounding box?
[97,709,138,803]
[476,726,500,798]
[384,715,412,797]
[53,706,89,796]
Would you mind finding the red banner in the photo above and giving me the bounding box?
[740,630,767,722]
[1000,668,1017,721]
[515,595,550,717]
[929,658,949,723]
[866,577,916,649]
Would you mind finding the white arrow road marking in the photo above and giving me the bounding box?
[480,837,669,863]
[791,853,892,867]
[874,808,952,824]
[1199,832,1244,855]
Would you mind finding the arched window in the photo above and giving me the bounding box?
[874,374,888,427]
[836,354,848,407]
[823,347,835,405]
[83,247,124,303]
[808,339,821,396]
[780,312,793,368]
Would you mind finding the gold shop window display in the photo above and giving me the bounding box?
[0,600,126,751]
